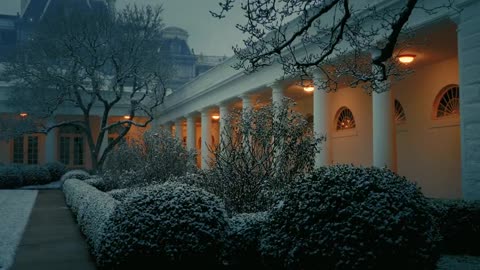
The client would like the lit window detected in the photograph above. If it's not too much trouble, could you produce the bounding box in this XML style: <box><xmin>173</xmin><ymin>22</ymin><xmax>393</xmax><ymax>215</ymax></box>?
<box><xmin>395</xmin><ymin>100</ymin><xmax>406</xmax><ymax>124</ymax></box>
<box><xmin>335</xmin><ymin>107</ymin><xmax>356</xmax><ymax>130</ymax></box>
<box><xmin>434</xmin><ymin>85</ymin><xmax>460</xmax><ymax>119</ymax></box>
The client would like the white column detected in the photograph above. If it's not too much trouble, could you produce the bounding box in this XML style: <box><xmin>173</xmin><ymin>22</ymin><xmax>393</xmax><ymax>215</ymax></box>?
<box><xmin>201</xmin><ymin>109</ymin><xmax>212</xmax><ymax>169</ymax></box>
<box><xmin>271</xmin><ymin>82</ymin><xmax>284</xmax><ymax>108</ymax></box>
<box><xmin>313</xmin><ymin>71</ymin><xmax>331</xmax><ymax>167</ymax></box>
<box><xmin>45</xmin><ymin>118</ymin><xmax>56</xmax><ymax>163</ymax></box>
<box><xmin>456</xmin><ymin>0</ymin><xmax>480</xmax><ymax>200</ymax></box>
<box><xmin>218</xmin><ymin>103</ymin><xmax>229</xmax><ymax>143</ymax></box>
<box><xmin>186</xmin><ymin>114</ymin><xmax>196</xmax><ymax>151</ymax></box>
<box><xmin>371</xmin><ymin>50</ymin><xmax>396</xmax><ymax>171</ymax></box>
<box><xmin>240</xmin><ymin>94</ymin><xmax>252</xmax><ymax>113</ymax></box>
<box><xmin>175</xmin><ymin>119</ymin><xmax>183</xmax><ymax>141</ymax></box>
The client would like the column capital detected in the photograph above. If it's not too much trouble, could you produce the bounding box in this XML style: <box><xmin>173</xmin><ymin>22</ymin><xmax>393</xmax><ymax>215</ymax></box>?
<box><xmin>268</xmin><ymin>80</ymin><xmax>284</xmax><ymax>92</ymax></box>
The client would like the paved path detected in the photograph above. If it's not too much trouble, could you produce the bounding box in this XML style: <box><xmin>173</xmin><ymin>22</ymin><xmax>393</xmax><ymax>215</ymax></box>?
<box><xmin>11</xmin><ymin>190</ymin><xmax>96</xmax><ymax>270</ymax></box>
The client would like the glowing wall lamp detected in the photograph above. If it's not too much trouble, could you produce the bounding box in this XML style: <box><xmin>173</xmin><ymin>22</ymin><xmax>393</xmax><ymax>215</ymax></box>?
<box><xmin>123</xmin><ymin>115</ymin><xmax>131</xmax><ymax>120</ymax></box>
<box><xmin>304</xmin><ymin>86</ymin><xmax>315</xmax><ymax>92</ymax></box>
<box><xmin>397</xmin><ymin>54</ymin><xmax>416</xmax><ymax>64</ymax></box>
<box><xmin>19</xmin><ymin>112</ymin><xmax>28</xmax><ymax>118</ymax></box>
<box><xmin>212</xmin><ymin>114</ymin><xmax>220</xmax><ymax>120</ymax></box>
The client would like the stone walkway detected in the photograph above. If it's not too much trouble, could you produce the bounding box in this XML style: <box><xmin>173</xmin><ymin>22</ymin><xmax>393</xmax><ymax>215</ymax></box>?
<box><xmin>10</xmin><ymin>190</ymin><xmax>96</xmax><ymax>270</ymax></box>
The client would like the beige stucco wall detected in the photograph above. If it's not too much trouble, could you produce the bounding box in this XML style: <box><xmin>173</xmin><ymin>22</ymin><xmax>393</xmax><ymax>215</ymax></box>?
<box><xmin>393</xmin><ymin>57</ymin><xmax>461</xmax><ymax>199</ymax></box>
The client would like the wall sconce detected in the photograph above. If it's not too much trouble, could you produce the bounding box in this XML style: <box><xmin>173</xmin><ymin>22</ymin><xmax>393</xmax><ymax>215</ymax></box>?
<box><xmin>397</xmin><ymin>54</ymin><xmax>416</xmax><ymax>64</ymax></box>
<box><xmin>304</xmin><ymin>86</ymin><xmax>315</xmax><ymax>92</ymax></box>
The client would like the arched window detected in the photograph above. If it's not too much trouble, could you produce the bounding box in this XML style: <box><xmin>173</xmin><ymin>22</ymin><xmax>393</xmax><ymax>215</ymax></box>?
<box><xmin>395</xmin><ymin>99</ymin><xmax>406</xmax><ymax>123</ymax></box>
<box><xmin>434</xmin><ymin>84</ymin><xmax>460</xmax><ymax>119</ymax></box>
<box><xmin>335</xmin><ymin>107</ymin><xmax>356</xmax><ymax>130</ymax></box>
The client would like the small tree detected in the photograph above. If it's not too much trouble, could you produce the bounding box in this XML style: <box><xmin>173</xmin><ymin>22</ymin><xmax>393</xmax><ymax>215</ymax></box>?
<box><xmin>204</xmin><ymin>99</ymin><xmax>324</xmax><ymax>213</ymax></box>
<box><xmin>0</xmin><ymin>4</ymin><xmax>169</xmax><ymax>171</ymax></box>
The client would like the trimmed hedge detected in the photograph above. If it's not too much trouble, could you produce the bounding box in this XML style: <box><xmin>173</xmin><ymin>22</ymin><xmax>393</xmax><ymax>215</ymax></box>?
<box><xmin>0</xmin><ymin>164</ymin><xmax>55</xmax><ymax>188</ymax></box>
<box><xmin>431</xmin><ymin>199</ymin><xmax>480</xmax><ymax>255</ymax></box>
<box><xmin>44</xmin><ymin>162</ymin><xmax>67</xmax><ymax>181</ymax></box>
<box><xmin>60</xmin><ymin>169</ymin><xmax>91</xmax><ymax>182</ymax></box>
<box><xmin>0</xmin><ymin>166</ymin><xmax>24</xmax><ymax>188</ymax></box>
<box><xmin>63</xmin><ymin>179</ymin><xmax>119</xmax><ymax>256</ymax></box>
<box><xmin>21</xmin><ymin>165</ymin><xmax>51</xmax><ymax>186</ymax></box>
<box><xmin>260</xmin><ymin>165</ymin><xmax>441</xmax><ymax>270</ymax></box>
<box><xmin>97</xmin><ymin>183</ymin><xmax>229</xmax><ymax>269</ymax></box>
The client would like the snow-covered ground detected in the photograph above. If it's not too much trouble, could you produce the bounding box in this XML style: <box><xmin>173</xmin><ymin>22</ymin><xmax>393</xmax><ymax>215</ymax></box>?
<box><xmin>0</xmin><ymin>190</ymin><xmax>37</xmax><ymax>270</ymax></box>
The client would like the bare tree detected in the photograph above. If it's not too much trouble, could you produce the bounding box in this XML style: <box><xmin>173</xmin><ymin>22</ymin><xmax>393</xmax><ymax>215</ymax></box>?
<box><xmin>0</xmin><ymin>5</ymin><xmax>169</xmax><ymax>171</ymax></box>
<box><xmin>212</xmin><ymin>0</ymin><xmax>454</xmax><ymax>92</ymax></box>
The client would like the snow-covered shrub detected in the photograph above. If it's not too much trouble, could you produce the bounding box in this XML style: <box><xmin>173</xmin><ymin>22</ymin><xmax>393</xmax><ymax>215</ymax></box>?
<box><xmin>63</xmin><ymin>179</ymin><xmax>119</xmax><ymax>257</ymax></box>
<box><xmin>223</xmin><ymin>212</ymin><xmax>267</xmax><ymax>268</ymax></box>
<box><xmin>0</xmin><ymin>165</ymin><xmax>24</xmax><ymax>189</ymax></box>
<box><xmin>102</xmin><ymin>130</ymin><xmax>197</xmax><ymax>191</ymax></box>
<box><xmin>431</xmin><ymin>199</ymin><xmax>480</xmax><ymax>255</ymax></box>
<box><xmin>84</xmin><ymin>176</ymin><xmax>107</xmax><ymax>191</ymax></box>
<box><xmin>20</xmin><ymin>165</ymin><xmax>51</xmax><ymax>185</ymax></box>
<box><xmin>260</xmin><ymin>165</ymin><xmax>441</xmax><ymax>270</ymax></box>
<box><xmin>60</xmin><ymin>169</ymin><xmax>90</xmax><ymax>182</ymax></box>
<box><xmin>44</xmin><ymin>162</ymin><xmax>67</xmax><ymax>181</ymax></box>
<box><xmin>97</xmin><ymin>182</ymin><xmax>228</xmax><ymax>269</ymax></box>
<box><xmin>205</xmin><ymin>99</ymin><xmax>323</xmax><ymax>213</ymax></box>
<box><xmin>106</xmin><ymin>188</ymin><xmax>131</xmax><ymax>201</ymax></box>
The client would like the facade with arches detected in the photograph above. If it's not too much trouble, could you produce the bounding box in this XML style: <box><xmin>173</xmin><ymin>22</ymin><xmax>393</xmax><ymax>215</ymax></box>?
<box><xmin>157</xmin><ymin>0</ymin><xmax>480</xmax><ymax>200</ymax></box>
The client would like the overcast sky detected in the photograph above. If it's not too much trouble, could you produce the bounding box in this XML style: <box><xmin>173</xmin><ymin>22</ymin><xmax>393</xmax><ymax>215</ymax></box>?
<box><xmin>0</xmin><ymin>0</ymin><xmax>246</xmax><ymax>56</ymax></box>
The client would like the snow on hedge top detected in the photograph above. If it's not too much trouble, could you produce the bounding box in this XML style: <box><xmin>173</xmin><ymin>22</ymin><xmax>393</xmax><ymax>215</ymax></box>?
<box><xmin>60</xmin><ymin>170</ymin><xmax>90</xmax><ymax>182</ymax></box>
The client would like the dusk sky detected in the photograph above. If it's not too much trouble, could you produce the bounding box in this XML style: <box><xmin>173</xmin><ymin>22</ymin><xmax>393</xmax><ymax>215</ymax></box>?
<box><xmin>0</xmin><ymin>0</ymin><xmax>246</xmax><ymax>56</ymax></box>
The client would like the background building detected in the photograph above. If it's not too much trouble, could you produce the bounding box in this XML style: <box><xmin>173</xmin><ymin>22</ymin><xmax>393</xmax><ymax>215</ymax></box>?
<box><xmin>0</xmin><ymin>0</ymin><xmax>225</xmax><ymax>169</ymax></box>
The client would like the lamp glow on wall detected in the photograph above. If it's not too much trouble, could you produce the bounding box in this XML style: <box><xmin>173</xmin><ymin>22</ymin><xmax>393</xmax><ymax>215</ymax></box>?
<box><xmin>124</xmin><ymin>115</ymin><xmax>131</xmax><ymax>120</ymax></box>
<box><xmin>212</xmin><ymin>114</ymin><xmax>220</xmax><ymax>120</ymax></box>
<box><xmin>19</xmin><ymin>112</ymin><xmax>28</xmax><ymax>118</ymax></box>
<box><xmin>397</xmin><ymin>54</ymin><xmax>416</xmax><ymax>64</ymax></box>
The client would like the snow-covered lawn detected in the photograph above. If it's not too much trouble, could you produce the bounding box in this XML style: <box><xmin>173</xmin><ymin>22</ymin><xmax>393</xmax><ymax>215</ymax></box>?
<box><xmin>0</xmin><ymin>190</ymin><xmax>37</xmax><ymax>270</ymax></box>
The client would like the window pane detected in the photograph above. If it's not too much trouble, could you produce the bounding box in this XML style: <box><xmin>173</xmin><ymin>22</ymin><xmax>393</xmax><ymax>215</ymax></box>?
<box><xmin>73</xmin><ymin>137</ymin><xmax>84</xmax><ymax>166</ymax></box>
<box><xmin>27</xmin><ymin>136</ymin><xmax>38</xmax><ymax>164</ymax></box>
<box><xmin>59</xmin><ymin>137</ymin><xmax>71</xmax><ymax>165</ymax></box>
<box><xmin>13</xmin><ymin>137</ymin><xmax>24</xmax><ymax>164</ymax></box>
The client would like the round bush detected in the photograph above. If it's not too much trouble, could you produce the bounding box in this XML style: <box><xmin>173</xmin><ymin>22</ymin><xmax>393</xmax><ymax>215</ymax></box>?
<box><xmin>260</xmin><ymin>165</ymin><xmax>441</xmax><ymax>270</ymax></box>
<box><xmin>60</xmin><ymin>169</ymin><xmax>90</xmax><ymax>182</ymax></box>
<box><xmin>44</xmin><ymin>162</ymin><xmax>67</xmax><ymax>181</ymax></box>
<box><xmin>223</xmin><ymin>212</ymin><xmax>267</xmax><ymax>269</ymax></box>
<box><xmin>21</xmin><ymin>165</ymin><xmax>52</xmax><ymax>186</ymax></box>
<box><xmin>97</xmin><ymin>182</ymin><xmax>229</xmax><ymax>269</ymax></box>
<box><xmin>0</xmin><ymin>166</ymin><xmax>24</xmax><ymax>189</ymax></box>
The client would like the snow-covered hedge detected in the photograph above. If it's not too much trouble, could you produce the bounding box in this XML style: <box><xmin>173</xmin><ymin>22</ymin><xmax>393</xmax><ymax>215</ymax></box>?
<box><xmin>20</xmin><ymin>165</ymin><xmax>51</xmax><ymax>185</ymax></box>
<box><xmin>260</xmin><ymin>165</ymin><xmax>441</xmax><ymax>270</ymax></box>
<box><xmin>44</xmin><ymin>162</ymin><xmax>67</xmax><ymax>181</ymax></box>
<box><xmin>63</xmin><ymin>179</ymin><xmax>119</xmax><ymax>257</ymax></box>
<box><xmin>0</xmin><ymin>166</ymin><xmax>24</xmax><ymax>189</ymax></box>
<box><xmin>223</xmin><ymin>212</ymin><xmax>267</xmax><ymax>268</ymax></box>
<box><xmin>60</xmin><ymin>169</ymin><xmax>90</xmax><ymax>182</ymax></box>
<box><xmin>432</xmin><ymin>199</ymin><xmax>480</xmax><ymax>255</ymax></box>
<box><xmin>97</xmin><ymin>182</ymin><xmax>229</xmax><ymax>269</ymax></box>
